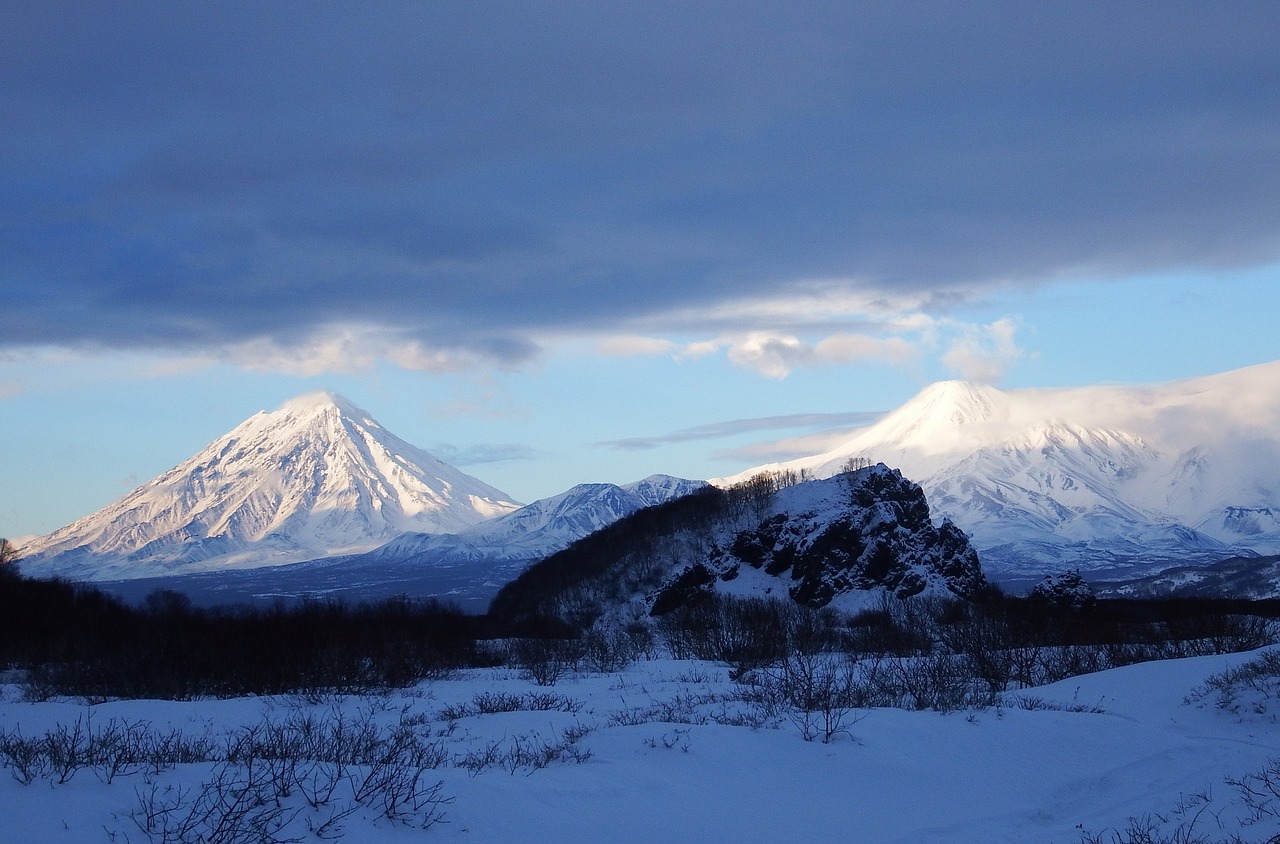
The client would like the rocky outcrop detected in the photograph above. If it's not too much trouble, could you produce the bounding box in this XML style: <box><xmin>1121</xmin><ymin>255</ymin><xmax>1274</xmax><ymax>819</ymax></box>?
<box><xmin>653</xmin><ymin>465</ymin><xmax>985</xmax><ymax>611</ymax></box>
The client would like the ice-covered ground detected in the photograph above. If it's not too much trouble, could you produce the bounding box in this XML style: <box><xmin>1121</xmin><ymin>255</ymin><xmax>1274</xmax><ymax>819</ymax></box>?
<box><xmin>2</xmin><ymin>649</ymin><xmax>1280</xmax><ymax>843</ymax></box>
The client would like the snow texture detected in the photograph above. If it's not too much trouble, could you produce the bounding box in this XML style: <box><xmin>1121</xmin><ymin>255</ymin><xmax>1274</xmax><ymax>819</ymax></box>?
<box><xmin>2</xmin><ymin>649</ymin><xmax>1279</xmax><ymax>843</ymax></box>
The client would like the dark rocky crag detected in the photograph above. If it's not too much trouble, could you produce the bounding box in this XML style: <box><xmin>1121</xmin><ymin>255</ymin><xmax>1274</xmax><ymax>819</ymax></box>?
<box><xmin>708</xmin><ymin>467</ymin><xmax>984</xmax><ymax>608</ymax></box>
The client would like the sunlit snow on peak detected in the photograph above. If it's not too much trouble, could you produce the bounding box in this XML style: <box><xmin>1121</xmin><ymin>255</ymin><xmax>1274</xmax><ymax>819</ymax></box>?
<box><xmin>275</xmin><ymin>391</ymin><xmax>366</xmax><ymax>418</ymax></box>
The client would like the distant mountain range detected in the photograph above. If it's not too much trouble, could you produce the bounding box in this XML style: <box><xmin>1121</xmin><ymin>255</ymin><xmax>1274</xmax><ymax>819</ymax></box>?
<box><xmin>16</xmin><ymin>393</ymin><xmax>705</xmax><ymax>606</ymax></box>
<box><xmin>720</xmin><ymin>361</ymin><xmax>1280</xmax><ymax>584</ymax></box>
<box><xmin>17</xmin><ymin>361</ymin><xmax>1280</xmax><ymax>604</ymax></box>
<box><xmin>64</xmin><ymin>476</ymin><xmax>710</xmax><ymax>611</ymax></box>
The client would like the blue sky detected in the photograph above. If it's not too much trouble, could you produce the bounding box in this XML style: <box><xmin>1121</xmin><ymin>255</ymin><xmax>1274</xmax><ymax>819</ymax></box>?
<box><xmin>3</xmin><ymin>3</ymin><xmax>1279</xmax><ymax>539</ymax></box>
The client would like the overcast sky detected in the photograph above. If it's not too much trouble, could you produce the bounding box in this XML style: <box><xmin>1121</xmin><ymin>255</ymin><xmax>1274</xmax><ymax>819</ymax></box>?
<box><xmin>3</xmin><ymin>2</ymin><xmax>1279</xmax><ymax>538</ymax></box>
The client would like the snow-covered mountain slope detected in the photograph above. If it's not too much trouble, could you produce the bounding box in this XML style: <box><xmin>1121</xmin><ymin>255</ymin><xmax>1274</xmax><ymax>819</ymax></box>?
<box><xmin>19</xmin><ymin>392</ymin><xmax>521</xmax><ymax>580</ymax></box>
<box><xmin>718</xmin><ymin>361</ymin><xmax>1280</xmax><ymax>578</ymax></box>
<box><xmin>1094</xmin><ymin>553</ymin><xmax>1280</xmax><ymax>599</ymax></box>
<box><xmin>360</xmin><ymin>475</ymin><xmax>709</xmax><ymax>565</ymax></box>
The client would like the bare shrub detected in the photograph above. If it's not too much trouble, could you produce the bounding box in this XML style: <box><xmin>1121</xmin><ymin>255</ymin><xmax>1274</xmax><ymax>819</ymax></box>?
<box><xmin>454</xmin><ymin>727</ymin><xmax>593</xmax><ymax>776</ymax></box>
<box><xmin>132</xmin><ymin>763</ymin><xmax>301</xmax><ymax>844</ymax></box>
<box><xmin>751</xmin><ymin>652</ymin><xmax>867</xmax><ymax>743</ymax></box>
<box><xmin>1077</xmin><ymin>766</ymin><xmax>1280</xmax><ymax>844</ymax></box>
<box><xmin>509</xmin><ymin>637</ymin><xmax>583</xmax><ymax>686</ymax></box>
<box><xmin>581</xmin><ymin>626</ymin><xmax>640</xmax><ymax>673</ymax></box>
<box><xmin>1186</xmin><ymin>649</ymin><xmax>1280</xmax><ymax>718</ymax></box>
<box><xmin>879</xmin><ymin>653</ymin><xmax>985</xmax><ymax>712</ymax></box>
<box><xmin>0</xmin><ymin>729</ymin><xmax>49</xmax><ymax>785</ymax></box>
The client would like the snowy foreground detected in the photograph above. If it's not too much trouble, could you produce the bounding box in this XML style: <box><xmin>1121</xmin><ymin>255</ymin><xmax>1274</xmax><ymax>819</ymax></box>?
<box><xmin>3</xmin><ymin>651</ymin><xmax>1280</xmax><ymax>844</ymax></box>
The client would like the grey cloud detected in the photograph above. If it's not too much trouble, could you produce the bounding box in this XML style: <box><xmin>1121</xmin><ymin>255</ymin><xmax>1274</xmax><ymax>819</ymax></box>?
<box><xmin>428</xmin><ymin>442</ymin><xmax>543</xmax><ymax>467</ymax></box>
<box><xmin>597</xmin><ymin>411</ymin><xmax>883</xmax><ymax>451</ymax></box>
<box><xmin>2</xmin><ymin>2</ymin><xmax>1278</xmax><ymax>362</ymax></box>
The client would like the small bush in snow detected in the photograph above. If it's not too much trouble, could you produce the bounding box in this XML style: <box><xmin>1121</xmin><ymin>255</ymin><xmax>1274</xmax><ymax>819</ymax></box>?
<box><xmin>1186</xmin><ymin>649</ymin><xmax>1280</xmax><ymax>719</ymax></box>
<box><xmin>745</xmin><ymin>652</ymin><xmax>867</xmax><ymax>743</ymax></box>
<box><xmin>1080</xmin><ymin>758</ymin><xmax>1280</xmax><ymax>844</ymax></box>
<box><xmin>508</xmin><ymin>636</ymin><xmax>584</xmax><ymax>686</ymax></box>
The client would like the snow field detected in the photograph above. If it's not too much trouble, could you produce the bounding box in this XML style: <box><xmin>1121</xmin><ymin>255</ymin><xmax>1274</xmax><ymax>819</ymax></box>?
<box><xmin>2</xmin><ymin>650</ymin><xmax>1280</xmax><ymax>843</ymax></box>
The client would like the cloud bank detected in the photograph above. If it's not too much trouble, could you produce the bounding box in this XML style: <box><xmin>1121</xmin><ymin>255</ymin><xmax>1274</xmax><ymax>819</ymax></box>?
<box><xmin>2</xmin><ymin>3</ymin><xmax>1277</xmax><ymax>377</ymax></box>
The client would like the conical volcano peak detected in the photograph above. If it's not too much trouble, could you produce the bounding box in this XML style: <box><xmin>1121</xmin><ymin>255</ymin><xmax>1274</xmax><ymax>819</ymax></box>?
<box><xmin>905</xmin><ymin>380</ymin><xmax>1007</xmax><ymax>426</ymax></box>
<box><xmin>19</xmin><ymin>392</ymin><xmax>522</xmax><ymax>580</ymax></box>
<box><xmin>275</xmin><ymin>390</ymin><xmax>367</xmax><ymax>418</ymax></box>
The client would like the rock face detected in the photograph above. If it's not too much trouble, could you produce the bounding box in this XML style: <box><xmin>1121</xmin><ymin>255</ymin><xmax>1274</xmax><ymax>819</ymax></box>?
<box><xmin>490</xmin><ymin>464</ymin><xmax>987</xmax><ymax>627</ymax></box>
<box><xmin>661</xmin><ymin>465</ymin><xmax>985</xmax><ymax>611</ymax></box>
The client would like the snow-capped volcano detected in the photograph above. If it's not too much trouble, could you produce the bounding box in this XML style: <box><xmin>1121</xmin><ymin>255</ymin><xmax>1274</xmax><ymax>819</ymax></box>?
<box><xmin>719</xmin><ymin>361</ymin><xmax>1280</xmax><ymax>579</ymax></box>
<box><xmin>20</xmin><ymin>392</ymin><xmax>521</xmax><ymax>580</ymax></box>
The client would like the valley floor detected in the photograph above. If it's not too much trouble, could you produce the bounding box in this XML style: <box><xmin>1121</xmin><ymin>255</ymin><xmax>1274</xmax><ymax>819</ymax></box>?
<box><xmin>2</xmin><ymin>650</ymin><xmax>1280</xmax><ymax>843</ymax></box>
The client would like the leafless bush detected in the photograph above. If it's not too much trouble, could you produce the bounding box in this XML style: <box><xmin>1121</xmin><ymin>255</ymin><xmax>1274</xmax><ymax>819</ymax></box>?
<box><xmin>1078</xmin><ymin>804</ymin><xmax>1215</xmax><ymax>844</ymax></box>
<box><xmin>1227</xmin><ymin>757</ymin><xmax>1280</xmax><ymax>829</ymax></box>
<box><xmin>453</xmin><ymin>726</ymin><xmax>593</xmax><ymax>776</ymax></box>
<box><xmin>581</xmin><ymin>626</ymin><xmax>642</xmax><ymax>673</ymax></box>
<box><xmin>643</xmin><ymin>728</ymin><xmax>692</xmax><ymax>752</ymax></box>
<box><xmin>1077</xmin><ymin>780</ymin><xmax>1280</xmax><ymax>844</ymax></box>
<box><xmin>605</xmin><ymin>688</ymin><xmax>731</xmax><ymax>728</ymax></box>
<box><xmin>438</xmin><ymin>691</ymin><xmax>585</xmax><ymax>720</ymax></box>
<box><xmin>351</xmin><ymin>726</ymin><xmax>449</xmax><ymax>826</ymax></box>
<box><xmin>0</xmin><ymin>714</ymin><xmax>183</xmax><ymax>786</ymax></box>
<box><xmin>128</xmin><ymin>711</ymin><xmax>452</xmax><ymax>842</ymax></box>
<box><xmin>876</xmin><ymin>653</ymin><xmax>988</xmax><ymax>712</ymax></box>
<box><xmin>1005</xmin><ymin>694</ymin><xmax>1105</xmax><ymax>714</ymax></box>
<box><xmin>748</xmin><ymin>652</ymin><xmax>868</xmax><ymax>742</ymax></box>
<box><xmin>844</xmin><ymin>598</ymin><xmax>933</xmax><ymax>658</ymax></box>
<box><xmin>0</xmin><ymin>729</ymin><xmax>49</xmax><ymax>784</ymax></box>
<box><xmin>509</xmin><ymin>637</ymin><xmax>583</xmax><ymax>686</ymax></box>
<box><xmin>132</xmin><ymin>763</ymin><xmax>302</xmax><ymax>844</ymax></box>
<box><xmin>1186</xmin><ymin>649</ymin><xmax>1280</xmax><ymax>718</ymax></box>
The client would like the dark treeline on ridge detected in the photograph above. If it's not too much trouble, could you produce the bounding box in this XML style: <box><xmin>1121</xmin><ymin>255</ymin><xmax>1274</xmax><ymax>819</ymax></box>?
<box><xmin>2</xmin><ymin>553</ymin><xmax>1278</xmax><ymax>703</ymax></box>
<box><xmin>0</xmin><ymin>561</ymin><xmax>492</xmax><ymax>700</ymax></box>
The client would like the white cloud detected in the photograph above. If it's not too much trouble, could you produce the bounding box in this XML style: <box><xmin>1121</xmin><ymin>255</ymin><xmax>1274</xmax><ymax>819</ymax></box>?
<box><xmin>941</xmin><ymin>317</ymin><xmax>1023</xmax><ymax>382</ymax></box>
<box><xmin>135</xmin><ymin>285</ymin><xmax>1019</xmax><ymax>387</ymax></box>
<box><xmin>813</xmin><ymin>333</ymin><xmax>918</xmax><ymax>366</ymax></box>
<box><xmin>714</xmin><ymin>425</ymin><xmax>874</xmax><ymax>463</ymax></box>
<box><xmin>660</xmin><ymin>281</ymin><xmax>953</xmax><ymax>332</ymax></box>
<box><xmin>725</xmin><ymin>332</ymin><xmax>810</xmax><ymax>379</ymax></box>
<box><xmin>677</xmin><ymin>340</ymin><xmax>721</xmax><ymax>360</ymax></box>
<box><xmin>715</xmin><ymin>330</ymin><xmax>922</xmax><ymax>379</ymax></box>
<box><xmin>596</xmin><ymin>335</ymin><xmax>677</xmax><ymax>357</ymax></box>
<box><xmin>220</xmin><ymin>325</ymin><xmax>483</xmax><ymax>376</ymax></box>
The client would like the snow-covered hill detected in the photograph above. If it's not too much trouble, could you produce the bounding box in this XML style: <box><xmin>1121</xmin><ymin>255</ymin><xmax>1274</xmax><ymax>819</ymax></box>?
<box><xmin>19</xmin><ymin>392</ymin><xmax>521</xmax><ymax>580</ymax></box>
<box><xmin>719</xmin><ymin>361</ymin><xmax>1280</xmax><ymax>579</ymax></box>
